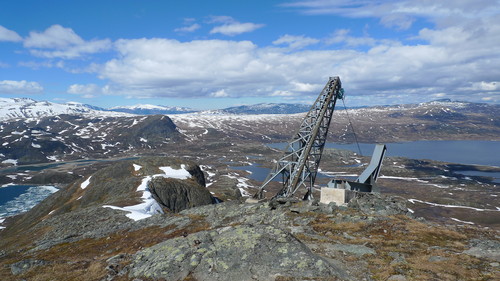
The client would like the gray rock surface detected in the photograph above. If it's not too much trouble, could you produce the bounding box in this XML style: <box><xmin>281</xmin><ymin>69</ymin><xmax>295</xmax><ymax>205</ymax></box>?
<box><xmin>328</xmin><ymin>243</ymin><xmax>376</xmax><ymax>256</ymax></box>
<box><xmin>11</xmin><ymin>259</ymin><xmax>48</xmax><ymax>275</ymax></box>
<box><xmin>130</xmin><ymin>224</ymin><xmax>348</xmax><ymax>281</ymax></box>
<box><xmin>464</xmin><ymin>239</ymin><xmax>500</xmax><ymax>261</ymax></box>
<box><xmin>347</xmin><ymin>192</ymin><xmax>409</xmax><ymax>216</ymax></box>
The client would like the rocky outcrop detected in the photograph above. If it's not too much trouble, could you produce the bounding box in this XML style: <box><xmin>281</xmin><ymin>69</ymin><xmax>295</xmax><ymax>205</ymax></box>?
<box><xmin>149</xmin><ymin>177</ymin><xmax>215</xmax><ymax>213</ymax></box>
<box><xmin>131</xmin><ymin>224</ymin><xmax>347</xmax><ymax>280</ymax></box>
<box><xmin>347</xmin><ymin>192</ymin><xmax>411</xmax><ymax>216</ymax></box>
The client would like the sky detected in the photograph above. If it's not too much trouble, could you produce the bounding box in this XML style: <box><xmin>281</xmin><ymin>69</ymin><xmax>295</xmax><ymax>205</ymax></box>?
<box><xmin>0</xmin><ymin>0</ymin><xmax>499</xmax><ymax>110</ymax></box>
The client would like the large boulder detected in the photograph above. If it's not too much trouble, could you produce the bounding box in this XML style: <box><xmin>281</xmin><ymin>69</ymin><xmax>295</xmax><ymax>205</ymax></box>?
<box><xmin>149</xmin><ymin>176</ymin><xmax>214</xmax><ymax>213</ymax></box>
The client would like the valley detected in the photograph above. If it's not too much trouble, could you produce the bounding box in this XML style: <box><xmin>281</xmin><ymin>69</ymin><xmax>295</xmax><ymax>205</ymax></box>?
<box><xmin>0</xmin><ymin>98</ymin><xmax>499</xmax><ymax>280</ymax></box>
<box><xmin>0</xmin><ymin>99</ymin><xmax>498</xmax><ymax>229</ymax></box>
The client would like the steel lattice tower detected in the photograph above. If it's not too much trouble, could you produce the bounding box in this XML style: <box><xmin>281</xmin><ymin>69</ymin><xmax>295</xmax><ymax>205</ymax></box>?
<box><xmin>255</xmin><ymin>76</ymin><xmax>343</xmax><ymax>200</ymax></box>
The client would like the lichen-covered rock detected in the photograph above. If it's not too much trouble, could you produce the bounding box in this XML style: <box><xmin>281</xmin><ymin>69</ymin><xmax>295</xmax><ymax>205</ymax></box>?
<box><xmin>464</xmin><ymin>239</ymin><xmax>500</xmax><ymax>261</ymax></box>
<box><xmin>347</xmin><ymin>192</ymin><xmax>409</xmax><ymax>216</ymax></box>
<box><xmin>130</xmin><ymin>224</ymin><xmax>347</xmax><ymax>281</ymax></box>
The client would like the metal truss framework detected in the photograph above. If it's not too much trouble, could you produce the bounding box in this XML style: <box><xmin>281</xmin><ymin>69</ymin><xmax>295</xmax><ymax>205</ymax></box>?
<box><xmin>256</xmin><ymin>76</ymin><xmax>343</xmax><ymax>199</ymax></box>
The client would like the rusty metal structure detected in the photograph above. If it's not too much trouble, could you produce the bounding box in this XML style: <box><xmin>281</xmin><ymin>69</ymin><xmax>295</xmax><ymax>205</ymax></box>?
<box><xmin>255</xmin><ymin>76</ymin><xmax>344</xmax><ymax>199</ymax></box>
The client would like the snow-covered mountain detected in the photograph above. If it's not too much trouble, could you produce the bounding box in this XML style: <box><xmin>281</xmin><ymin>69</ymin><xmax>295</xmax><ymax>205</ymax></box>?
<box><xmin>109</xmin><ymin>104</ymin><xmax>197</xmax><ymax>115</ymax></box>
<box><xmin>0</xmin><ymin>98</ymin><xmax>315</xmax><ymax>120</ymax></box>
<box><xmin>0</xmin><ymin>114</ymin><xmax>181</xmax><ymax>165</ymax></box>
<box><xmin>0</xmin><ymin>98</ymin><xmax>129</xmax><ymax>121</ymax></box>
<box><xmin>201</xmin><ymin>103</ymin><xmax>311</xmax><ymax>115</ymax></box>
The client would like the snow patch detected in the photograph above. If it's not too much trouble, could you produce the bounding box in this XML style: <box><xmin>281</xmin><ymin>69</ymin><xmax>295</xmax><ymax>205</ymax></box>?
<box><xmin>158</xmin><ymin>165</ymin><xmax>191</xmax><ymax>179</ymax></box>
<box><xmin>408</xmin><ymin>198</ymin><xmax>500</xmax><ymax>212</ymax></box>
<box><xmin>81</xmin><ymin>176</ymin><xmax>92</xmax><ymax>189</ymax></box>
<box><xmin>103</xmin><ymin>176</ymin><xmax>163</xmax><ymax>221</ymax></box>
<box><xmin>450</xmin><ymin>218</ymin><xmax>475</xmax><ymax>225</ymax></box>
<box><xmin>31</xmin><ymin>143</ymin><xmax>41</xmax><ymax>148</ymax></box>
<box><xmin>2</xmin><ymin>159</ymin><xmax>17</xmax><ymax>165</ymax></box>
<box><xmin>133</xmin><ymin>164</ymin><xmax>142</xmax><ymax>171</ymax></box>
<box><xmin>379</xmin><ymin>175</ymin><xmax>429</xmax><ymax>183</ymax></box>
<box><xmin>46</xmin><ymin>155</ymin><xmax>59</xmax><ymax>161</ymax></box>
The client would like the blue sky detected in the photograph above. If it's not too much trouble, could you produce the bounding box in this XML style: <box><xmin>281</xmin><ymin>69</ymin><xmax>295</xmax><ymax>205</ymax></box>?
<box><xmin>0</xmin><ymin>0</ymin><xmax>499</xmax><ymax>109</ymax></box>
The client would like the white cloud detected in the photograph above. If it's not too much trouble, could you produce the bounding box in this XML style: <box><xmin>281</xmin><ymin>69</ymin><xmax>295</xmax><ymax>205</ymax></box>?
<box><xmin>283</xmin><ymin>0</ymin><xmax>500</xmax><ymax>30</ymax></box>
<box><xmin>273</xmin><ymin>34</ymin><xmax>320</xmax><ymax>49</ymax></box>
<box><xmin>207</xmin><ymin>16</ymin><xmax>264</xmax><ymax>36</ymax></box>
<box><xmin>0</xmin><ymin>25</ymin><xmax>22</xmax><ymax>42</ymax></box>
<box><xmin>210</xmin><ymin>89</ymin><xmax>229</xmax><ymax>97</ymax></box>
<box><xmin>24</xmin><ymin>25</ymin><xmax>111</xmax><ymax>59</ymax></box>
<box><xmin>67</xmin><ymin>83</ymin><xmax>100</xmax><ymax>98</ymax></box>
<box><xmin>18</xmin><ymin>60</ymin><xmax>65</xmax><ymax>70</ymax></box>
<box><xmin>291</xmin><ymin>81</ymin><xmax>321</xmax><ymax>92</ymax></box>
<box><xmin>95</xmin><ymin>27</ymin><xmax>500</xmax><ymax>105</ymax></box>
<box><xmin>271</xmin><ymin>90</ymin><xmax>297</xmax><ymax>97</ymax></box>
<box><xmin>326</xmin><ymin>29</ymin><xmax>377</xmax><ymax>47</ymax></box>
<box><xmin>470</xmin><ymin>81</ymin><xmax>499</xmax><ymax>91</ymax></box>
<box><xmin>208</xmin><ymin>15</ymin><xmax>236</xmax><ymax>24</ymax></box>
<box><xmin>87</xmin><ymin>1</ymin><xmax>500</xmax><ymax>106</ymax></box>
<box><xmin>0</xmin><ymin>80</ymin><xmax>43</xmax><ymax>94</ymax></box>
<box><xmin>24</xmin><ymin>24</ymin><xmax>83</xmax><ymax>48</ymax></box>
<box><xmin>210</xmin><ymin>22</ymin><xmax>265</xmax><ymax>36</ymax></box>
<box><xmin>174</xmin><ymin>23</ymin><xmax>201</xmax><ymax>33</ymax></box>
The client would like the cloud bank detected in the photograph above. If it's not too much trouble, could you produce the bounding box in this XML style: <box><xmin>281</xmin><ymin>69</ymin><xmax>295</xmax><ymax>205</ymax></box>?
<box><xmin>24</xmin><ymin>25</ymin><xmax>111</xmax><ymax>59</ymax></box>
<box><xmin>2</xmin><ymin>3</ymin><xmax>499</xmax><ymax>105</ymax></box>
<box><xmin>0</xmin><ymin>80</ymin><xmax>43</xmax><ymax>95</ymax></box>
<box><xmin>0</xmin><ymin>26</ymin><xmax>22</xmax><ymax>42</ymax></box>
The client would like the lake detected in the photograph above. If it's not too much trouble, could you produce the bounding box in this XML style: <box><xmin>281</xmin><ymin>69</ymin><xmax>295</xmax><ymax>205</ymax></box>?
<box><xmin>239</xmin><ymin>140</ymin><xmax>500</xmax><ymax>184</ymax></box>
<box><xmin>269</xmin><ymin>140</ymin><xmax>500</xmax><ymax>167</ymax></box>
<box><xmin>0</xmin><ymin>185</ymin><xmax>58</xmax><ymax>219</ymax></box>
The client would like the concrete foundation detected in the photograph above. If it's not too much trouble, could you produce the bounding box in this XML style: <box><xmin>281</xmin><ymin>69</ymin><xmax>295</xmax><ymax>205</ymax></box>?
<box><xmin>320</xmin><ymin>188</ymin><xmax>357</xmax><ymax>205</ymax></box>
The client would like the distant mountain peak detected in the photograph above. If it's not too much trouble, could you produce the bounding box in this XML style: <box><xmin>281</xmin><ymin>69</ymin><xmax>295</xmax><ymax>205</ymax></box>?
<box><xmin>0</xmin><ymin>97</ymin><xmax>129</xmax><ymax>121</ymax></box>
<box><xmin>109</xmin><ymin>104</ymin><xmax>197</xmax><ymax>115</ymax></box>
<box><xmin>200</xmin><ymin>103</ymin><xmax>310</xmax><ymax>115</ymax></box>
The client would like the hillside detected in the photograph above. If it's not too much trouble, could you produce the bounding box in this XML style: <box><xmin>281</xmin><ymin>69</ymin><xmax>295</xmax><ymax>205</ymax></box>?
<box><xmin>0</xmin><ymin>157</ymin><xmax>498</xmax><ymax>280</ymax></box>
<box><xmin>0</xmin><ymin>97</ymin><xmax>499</xmax><ymax>280</ymax></box>
<box><xmin>171</xmin><ymin>100</ymin><xmax>500</xmax><ymax>143</ymax></box>
<box><xmin>0</xmin><ymin>114</ymin><xmax>180</xmax><ymax>165</ymax></box>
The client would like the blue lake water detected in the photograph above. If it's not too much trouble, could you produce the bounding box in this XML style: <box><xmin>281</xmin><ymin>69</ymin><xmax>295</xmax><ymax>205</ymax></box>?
<box><xmin>269</xmin><ymin>140</ymin><xmax>500</xmax><ymax>167</ymax></box>
<box><xmin>245</xmin><ymin>140</ymin><xmax>500</xmax><ymax>184</ymax></box>
<box><xmin>0</xmin><ymin>185</ymin><xmax>31</xmax><ymax>205</ymax></box>
<box><xmin>232</xmin><ymin>163</ymin><xmax>335</xmax><ymax>183</ymax></box>
<box><xmin>0</xmin><ymin>185</ymin><xmax>58</xmax><ymax>219</ymax></box>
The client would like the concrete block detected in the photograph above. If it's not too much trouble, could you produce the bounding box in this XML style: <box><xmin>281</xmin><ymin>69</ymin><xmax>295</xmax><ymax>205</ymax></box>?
<box><xmin>320</xmin><ymin>188</ymin><xmax>356</xmax><ymax>205</ymax></box>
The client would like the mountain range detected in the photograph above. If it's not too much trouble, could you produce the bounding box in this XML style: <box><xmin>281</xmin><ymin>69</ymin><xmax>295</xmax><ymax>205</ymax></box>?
<box><xmin>0</xmin><ymin>98</ymin><xmax>315</xmax><ymax>120</ymax></box>
<box><xmin>0</xmin><ymin>96</ymin><xmax>499</xmax><ymax>280</ymax></box>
